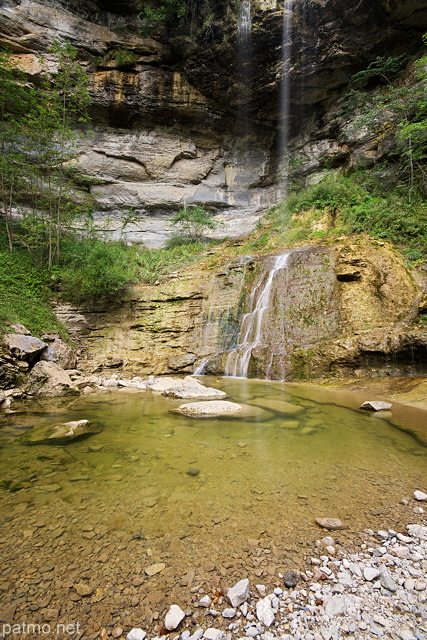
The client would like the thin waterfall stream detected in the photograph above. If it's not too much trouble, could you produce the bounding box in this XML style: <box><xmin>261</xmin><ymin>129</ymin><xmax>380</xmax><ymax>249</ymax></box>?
<box><xmin>225</xmin><ymin>252</ymin><xmax>291</xmax><ymax>378</ymax></box>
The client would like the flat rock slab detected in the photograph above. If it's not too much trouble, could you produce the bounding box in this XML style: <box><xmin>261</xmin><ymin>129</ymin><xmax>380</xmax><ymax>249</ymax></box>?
<box><xmin>247</xmin><ymin>398</ymin><xmax>304</xmax><ymax>415</ymax></box>
<box><xmin>360</xmin><ymin>400</ymin><xmax>392</xmax><ymax>411</ymax></box>
<box><xmin>171</xmin><ymin>400</ymin><xmax>244</xmax><ymax>417</ymax></box>
<box><xmin>147</xmin><ymin>375</ymin><xmax>226</xmax><ymax>399</ymax></box>
<box><xmin>22</xmin><ymin>420</ymin><xmax>101</xmax><ymax>445</ymax></box>
<box><xmin>315</xmin><ymin>517</ymin><xmax>347</xmax><ymax>531</ymax></box>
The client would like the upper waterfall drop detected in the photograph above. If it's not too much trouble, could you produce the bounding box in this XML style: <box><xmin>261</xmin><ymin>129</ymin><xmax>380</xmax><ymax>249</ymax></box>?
<box><xmin>277</xmin><ymin>0</ymin><xmax>294</xmax><ymax>196</ymax></box>
<box><xmin>225</xmin><ymin>252</ymin><xmax>291</xmax><ymax>379</ymax></box>
<box><xmin>236</xmin><ymin>0</ymin><xmax>252</xmax><ymax>138</ymax></box>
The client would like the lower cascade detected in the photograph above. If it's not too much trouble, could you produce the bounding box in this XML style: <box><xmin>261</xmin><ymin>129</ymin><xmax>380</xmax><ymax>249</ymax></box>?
<box><xmin>225</xmin><ymin>252</ymin><xmax>292</xmax><ymax>379</ymax></box>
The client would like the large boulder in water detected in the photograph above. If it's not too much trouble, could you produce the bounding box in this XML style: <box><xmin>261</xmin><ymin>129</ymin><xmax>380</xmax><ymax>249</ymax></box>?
<box><xmin>25</xmin><ymin>361</ymin><xmax>79</xmax><ymax>397</ymax></box>
<box><xmin>40</xmin><ymin>338</ymin><xmax>77</xmax><ymax>370</ymax></box>
<box><xmin>147</xmin><ymin>375</ymin><xmax>227</xmax><ymax>399</ymax></box>
<box><xmin>22</xmin><ymin>419</ymin><xmax>100</xmax><ymax>445</ymax></box>
<box><xmin>3</xmin><ymin>334</ymin><xmax>48</xmax><ymax>364</ymax></box>
<box><xmin>172</xmin><ymin>400</ymin><xmax>243</xmax><ymax>417</ymax></box>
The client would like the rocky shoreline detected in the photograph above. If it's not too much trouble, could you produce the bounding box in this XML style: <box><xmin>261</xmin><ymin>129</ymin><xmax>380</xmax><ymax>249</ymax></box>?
<box><xmin>123</xmin><ymin>513</ymin><xmax>427</xmax><ymax>640</ymax></box>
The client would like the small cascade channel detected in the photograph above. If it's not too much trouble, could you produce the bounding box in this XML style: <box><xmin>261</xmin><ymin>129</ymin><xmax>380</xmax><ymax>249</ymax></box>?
<box><xmin>225</xmin><ymin>252</ymin><xmax>291</xmax><ymax>379</ymax></box>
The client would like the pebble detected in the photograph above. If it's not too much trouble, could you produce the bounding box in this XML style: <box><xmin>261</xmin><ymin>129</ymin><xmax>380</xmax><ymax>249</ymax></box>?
<box><xmin>145</xmin><ymin>563</ymin><xmax>166</xmax><ymax>576</ymax></box>
<box><xmin>414</xmin><ymin>490</ymin><xmax>427</xmax><ymax>502</ymax></box>
<box><xmin>256</xmin><ymin>597</ymin><xmax>275</xmax><ymax>627</ymax></box>
<box><xmin>165</xmin><ymin>605</ymin><xmax>185</xmax><ymax>631</ymax></box>
<box><xmin>283</xmin><ymin>571</ymin><xmax>298</xmax><ymax>588</ymax></box>
<box><xmin>364</xmin><ymin>567</ymin><xmax>380</xmax><ymax>581</ymax></box>
<box><xmin>227</xmin><ymin>579</ymin><xmax>250</xmax><ymax>608</ymax></box>
<box><xmin>203</xmin><ymin>629</ymin><xmax>226</xmax><ymax>640</ymax></box>
<box><xmin>222</xmin><ymin>608</ymin><xmax>236</xmax><ymax>618</ymax></box>
<box><xmin>126</xmin><ymin>630</ymin><xmax>146</xmax><ymax>640</ymax></box>
<box><xmin>315</xmin><ymin>518</ymin><xmax>347</xmax><ymax>531</ymax></box>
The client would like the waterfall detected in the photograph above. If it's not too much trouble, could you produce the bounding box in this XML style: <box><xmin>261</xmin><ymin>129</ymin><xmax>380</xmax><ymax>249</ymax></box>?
<box><xmin>277</xmin><ymin>0</ymin><xmax>294</xmax><ymax>195</ymax></box>
<box><xmin>225</xmin><ymin>252</ymin><xmax>291</xmax><ymax>378</ymax></box>
<box><xmin>237</xmin><ymin>0</ymin><xmax>252</xmax><ymax>138</ymax></box>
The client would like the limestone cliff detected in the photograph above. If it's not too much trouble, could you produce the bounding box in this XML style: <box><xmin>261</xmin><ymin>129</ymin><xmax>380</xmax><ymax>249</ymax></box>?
<box><xmin>1</xmin><ymin>0</ymin><xmax>426</xmax><ymax>246</ymax></box>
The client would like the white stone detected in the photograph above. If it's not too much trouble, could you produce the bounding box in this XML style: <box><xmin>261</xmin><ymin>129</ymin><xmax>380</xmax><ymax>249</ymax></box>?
<box><xmin>360</xmin><ymin>400</ymin><xmax>392</xmax><ymax>411</ymax></box>
<box><xmin>414</xmin><ymin>490</ymin><xmax>427</xmax><ymax>502</ymax></box>
<box><xmin>256</xmin><ymin>597</ymin><xmax>275</xmax><ymax>627</ymax></box>
<box><xmin>188</xmin><ymin>630</ymin><xmax>204</xmax><ymax>640</ymax></box>
<box><xmin>173</xmin><ymin>400</ymin><xmax>243</xmax><ymax>417</ymax></box>
<box><xmin>407</xmin><ymin>524</ymin><xmax>427</xmax><ymax>540</ymax></box>
<box><xmin>222</xmin><ymin>608</ymin><xmax>236</xmax><ymax>618</ymax></box>
<box><xmin>227</xmin><ymin>579</ymin><xmax>250</xmax><ymax>608</ymax></box>
<box><xmin>324</xmin><ymin>595</ymin><xmax>347</xmax><ymax>617</ymax></box>
<box><xmin>198</xmin><ymin>595</ymin><xmax>212</xmax><ymax>608</ymax></box>
<box><xmin>127</xmin><ymin>630</ymin><xmax>147</xmax><ymax>640</ymax></box>
<box><xmin>203</xmin><ymin>629</ymin><xmax>226</xmax><ymax>640</ymax></box>
<box><xmin>364</xmin><ymin>567</ymin><xmax>380</xmax><ymax>581</ymax></box>
<box><xmin>164</xmin><ymin>604</ymin><xmax>185</xmax><ymax>631</ymax></box>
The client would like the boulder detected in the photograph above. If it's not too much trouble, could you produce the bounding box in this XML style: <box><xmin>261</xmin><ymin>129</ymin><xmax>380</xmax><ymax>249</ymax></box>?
<box><xmin>40</xmin><ymin>338</ymin><xmax>77</xmax><ymax>369</ymax></box>
<box><xmin>0</xmin><ymin>356</ymin><xmax>20</xmax><ymax>389</ymax></box>
<box><xmin>3</xmin><ymin>334</ymin><xmax>48</xmax><ymax>364</ymax></box>
<box><xmin>172</xmin><ymin>400</ymin><xmax>243</xmax><ymax>417</ymax></box>
<box><xmin>147</xmin><ymin>376</ymin><xmax>227</xmax><ymax>399</ymax></box>
<box><xmin>360</xmin><ymin>400</ymin><xmax>392</xmax><ymax>411</ymax></box>
<box><xmin>25</xmin><ymin>361</ymin><xmax>79</xmax><ymax>397</ymax></box>
<box><xmin>21</xmin><ymin>419</ymin><xmax>101</xmax><ymax>445</ymax></box>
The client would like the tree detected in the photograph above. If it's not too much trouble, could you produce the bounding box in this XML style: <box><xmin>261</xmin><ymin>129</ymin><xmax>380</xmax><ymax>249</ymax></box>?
<box><xmin>0</xmin><ymin>43</ymin><xmax>91</xmax><ymax>266</ymax></box>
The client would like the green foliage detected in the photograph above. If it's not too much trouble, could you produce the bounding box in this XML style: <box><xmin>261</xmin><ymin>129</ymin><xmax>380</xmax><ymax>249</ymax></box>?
<box><xmin>275</xmin><ymin>173</ymin><xmax>427</xmax><ymax>258</ymax></box>
<box><xmin>135</xmin><ymin>241</ymin><xmax>214</xmax><ymax>283</ymax></box>
<box><xmin>348</xmin><ymin>55</ymin><xmax>406</xmax><ymax>90</ymax></box>
<box><xmin>138</xmin><ymin>0</ymin><xmax>215</xmax><ymax>35</ymax></box>
<box><xmin>58</xmin><ymin>238</ymin><xmax>139</xmax><ymax>303</ymax></box>
<box><xmin>0</xmin><ymin>44</ymin><xmax>91</xmax><ymax>267</ymax></box>
<box><xmin>0</xmin><ymin>233</ymin><xmax>65</xmax><ymax>337</ymax></box>
<box><xmin>341</xmin><ymin>44</ymin><xmax>427</xmax><ymax>197</ymax></box>
<box><xmin>170</xmin><ymin>205</ymin><xmax>218</xmax><ymax>241</ymax></box>
<box><xmin>96</xmin><ymin>48</ymin><xmax>138</xmax><ymax>70</ymax></box>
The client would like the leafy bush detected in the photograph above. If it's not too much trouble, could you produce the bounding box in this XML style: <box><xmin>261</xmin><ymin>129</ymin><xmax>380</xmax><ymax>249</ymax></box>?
<box><xmin>170</xmin><ymin>205</ymin><xmax>218</xmax><ymax>241</ymax></box>
<box><xmin>0</xmin><ymin>233</ymin><xmax>65</xmax><ymax>337</ymax></box>
<box><xmin>58</xmin><ymin>239</ymin><xmax>139</xmax><ymax>303</ymax></box>
<box><xmin>275</xmin><ymin>173</ymin><xmax>427</xmax><ymax>257</ymax></box>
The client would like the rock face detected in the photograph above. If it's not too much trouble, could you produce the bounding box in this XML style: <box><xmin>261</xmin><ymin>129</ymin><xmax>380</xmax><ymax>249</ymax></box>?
<box><xmin>22</xmin><ymin>419</ymin><xmax>100</xmax><ymax>445</ymax></box>
<box><xmin>2</xmin><ymin>0</ymin><xmax>426</xmax><ymax>246</ymax></box>
<box><xmin>56</xmin><ymin>238</ymin><xmax>427</xmax><ymax>380</ymax></box>
<box><xmin>25</xmin><ymin>361</ymin><xmax>79</xmax><ymax>397</ymax></box>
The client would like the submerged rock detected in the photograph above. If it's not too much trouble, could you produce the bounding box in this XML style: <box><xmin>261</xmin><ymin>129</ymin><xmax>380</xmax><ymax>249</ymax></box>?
<box><xmin>147</xmin><ymin>376</ymin><xmax>227</xmax><ymax>399</ymax></box>
<box><xmin>315</xmin><ymin>517</ymin><xmax>347</xmax><ymax>530</ymax></box>
<box><xmin>21</xmin><ymin>419</ymin><xmax>100</xmax><ymax>445</ymax></box>
<box><xmin>25</xmin><ymin>361</ymin><xmax>78</xmax><ymax>397</ymax></box>
<box><xmin>172</xmin><ymin>400</ymin><xmax>243</xmax><ymax>417</ymax></box>
<box><xmin>360</xmin><ymin>400</ymin><xmax>392</xmax><ymax>411</ymax></box>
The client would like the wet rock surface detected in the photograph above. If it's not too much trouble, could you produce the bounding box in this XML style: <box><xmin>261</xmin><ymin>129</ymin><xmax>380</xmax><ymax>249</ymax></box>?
<box><xmin>21</xmin><ymin>419</ymin><xmax>101</xmax><ymax>445</ymax></box>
